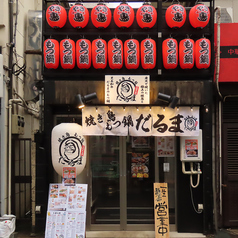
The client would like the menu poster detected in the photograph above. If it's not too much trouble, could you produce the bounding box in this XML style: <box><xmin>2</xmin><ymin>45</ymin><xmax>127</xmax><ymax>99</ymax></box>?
<box><xmin>157</xmin><ymin>137</ymin><xmax>175</xmax><ymax>157</ymax></box>
<box><xmin>45</xmin><ymin>184</ymin><xmax>88</xmax><ymax>238</ymax></box>
<box><xmin>45</xmin><ymin>210</ymin><xmax>86</xmax><ymax>238</ymax></box>
<box><xmin>63</xmin><ymin>167</ymin><xmax>76</xmax><ymax>186</ymax></box>
<box><xmin>185</xmin><ymin>139</ymin><xmax>198</xmax><ymax>158</ymax></box>
<box><xmin>131</xmin><ymin>153</ymin><xmax>149</xmax><ymax>179</ymax></box>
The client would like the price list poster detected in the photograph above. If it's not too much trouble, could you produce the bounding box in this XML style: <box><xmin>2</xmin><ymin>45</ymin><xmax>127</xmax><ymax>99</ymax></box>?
<box><xmin>45</xmin><ymin>183</ymin><xmax>88</xmax><ymax>238</ymax></box>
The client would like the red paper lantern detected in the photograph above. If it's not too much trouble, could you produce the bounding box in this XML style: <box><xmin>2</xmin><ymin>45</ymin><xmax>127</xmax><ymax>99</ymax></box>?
<box><xmin>68</xmin><ymin>4</ymin><xmax>89</xmax><ymax>29</ymax></box>
<box><xmin>114</xmin><ymin>3</ymin><xmax>134</xmax><ymax>28</ymax></box>
<box><xmin>124</xmin><ymin>39</ymin><xmax>139</xmax><ymax>69</ymax></box>
<box><xmin>189</xmin><ymin>4</ymin><xmax>210</xmax><ymax>29</ymax></box>
<box><xmin>60</xmin><ymin>39</ymin><xmax>75</xmax><ymax>69</ymax></box>
<box><xmin>141</xmin><ymin>38</ymin><xmax>156</xmax><ymax>69</ymax></box>
<box><xmin>162</xmin><ymin>38</ymin><xmax>178</xmax><ymax>69</ymax></box>
<box><xmin>179</xmin><ymin>38</ymin><xmax>194</xmax><ymax>69</ymax></box>
<box><xmin>195</xmin><ymin>38</ymin><xmax>211</xmax><ymax>69</ymax></box>
<box><xmin>136</xmin><ymin>4</ymin><xmax>157</xmax><ymax>29</ymax></box>
<box><xmin>76</xmin><ymin>39</ymin><xmax>91</xmax><ymax>69</ymax></box>
<box><xmin>165</xmin><ymin>4</ymin><xmax>186</xmax><ymax>29</ymax></box>
<box><xmin>91</xmin><ymin>4</ymin><xmax>112</xmax><ymax>28</ymax></box>
<box><xmin>108</xmin><ymin>38</ymin><xmax>123</xmax><ymax>69</ymax></box>
<box><xmin>92</xmin><ymin>39</ymin><xmax>107</xmax><ymax>69</ymax></box>
<box><xmin>46</xmin><ymin>5</ymin><xmax>67</xmax><ymax>28</ymax></box>
<box><xmin>44</xmin><ymin>39</ymin><xmax>59</xmax><ymax>69</ymax></box>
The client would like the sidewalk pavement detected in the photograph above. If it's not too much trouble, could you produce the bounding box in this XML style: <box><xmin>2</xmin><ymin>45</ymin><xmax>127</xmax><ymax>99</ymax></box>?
<box><xmin>10</xmin><ymin>229</ymin><xmax>238</xmax><ymax>238</ymax></box>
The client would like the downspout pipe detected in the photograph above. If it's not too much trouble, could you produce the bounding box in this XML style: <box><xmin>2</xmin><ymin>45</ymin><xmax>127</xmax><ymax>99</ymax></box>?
<box><xmin>8</xmin><ymin>99</ymin><xmax>22</xmax><ymax>215</ymax></box>
<box><xmin>8</xmin><ymin>0</ymin><xmax>14</xmax><ymax>100</ymax></box>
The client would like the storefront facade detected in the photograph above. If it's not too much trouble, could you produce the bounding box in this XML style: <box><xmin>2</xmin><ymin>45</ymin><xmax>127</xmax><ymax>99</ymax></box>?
<box><xmin>37</xmin><ymin>0</ymin><xmax>214</xmax><ymax>235</ymax></box>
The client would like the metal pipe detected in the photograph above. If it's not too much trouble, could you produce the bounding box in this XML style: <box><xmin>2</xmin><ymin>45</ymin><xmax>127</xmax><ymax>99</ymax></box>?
<box><xmin>8</xmin><ymin>99</ymin><xmax>22</xmax><ymax>214</ymax></box>
<box><xmin>8</xmin><ymin>0</ymin><xmax>14</xmax><ymax>100</ymax></box>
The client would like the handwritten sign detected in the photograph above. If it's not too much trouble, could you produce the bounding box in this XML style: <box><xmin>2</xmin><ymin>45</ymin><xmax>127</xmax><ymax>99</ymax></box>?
<box><xmin>154</xmin><ymin>183</ymin><xmax>170</xmax><ymax>238</ymax></box>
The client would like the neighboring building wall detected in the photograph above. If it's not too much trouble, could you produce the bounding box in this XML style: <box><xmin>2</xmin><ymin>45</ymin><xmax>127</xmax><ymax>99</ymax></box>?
<box><xmin>0</xmin><ymin>0</ymin><xmax>41</xmax><ymax>216</ymax></box>
<box><xmin>215</xmin><ymin>0</ymin><xmax>238</xmax><ymax>23</ymax></box>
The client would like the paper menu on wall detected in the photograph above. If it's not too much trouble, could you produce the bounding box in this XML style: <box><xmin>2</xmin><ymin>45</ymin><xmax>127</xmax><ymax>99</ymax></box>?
<box><xmin>47</xmin><ymin>184</ymin><xmax>87</xmax><ymax>212</ymax></box>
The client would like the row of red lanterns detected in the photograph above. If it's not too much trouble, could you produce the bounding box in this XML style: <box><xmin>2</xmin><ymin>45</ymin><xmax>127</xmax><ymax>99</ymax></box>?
<box><xmin>162</xmin><ymin>38</ymin><xmax>211</xmax><ymax>69</ymax></box>
<box><xmin>166</xmin><ymin>4</ymin><xmax>210</xmax><ymax>29</ymax></box>
<box><xmin>44</xmin><ymin>38</ymin><xmax>156</xmax><ymax>70</ymax></box>
<box><xmin>46</xmin><ymin>3</ymin><xmax>209</xmax><ymax>29</ymax></box>
<box><xmin>46</xmin><ymin>3</ymin><xmax>157</xmax><ymax>29</ymax></box>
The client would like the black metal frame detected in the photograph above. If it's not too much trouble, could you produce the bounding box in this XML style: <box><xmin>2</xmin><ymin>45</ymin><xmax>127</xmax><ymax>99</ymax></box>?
<box><xmin>42</xmin><ymin>0</ymin><xmax>214</xmax><ymax>80</ymax></box>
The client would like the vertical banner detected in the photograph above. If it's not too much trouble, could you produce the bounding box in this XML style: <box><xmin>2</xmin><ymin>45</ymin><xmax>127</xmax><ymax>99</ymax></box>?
<box><xmin>154</xmin><ymin>183</ymin><xmax>170</xmax><ymax>238</ymax></box>
<box><xmin>105</xmin><ymin>75</ymin><xmax>150</xmax><ymax>104</ymax></box>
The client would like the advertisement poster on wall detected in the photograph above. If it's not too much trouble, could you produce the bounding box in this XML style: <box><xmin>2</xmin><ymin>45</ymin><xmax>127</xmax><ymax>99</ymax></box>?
<box><xmin>185</xmin><ymin>139</ymin><xmax>198</xmax><ymax>158</ymax></box>
<box><xmin>157</xmin><ymin>137</ymin><xmax>175</xmax><ymax>157</ymax></box>
<box><xmin>131</xmin><ymin>153</ymin><xmax>149</xmax><ymax>179</ymax></box>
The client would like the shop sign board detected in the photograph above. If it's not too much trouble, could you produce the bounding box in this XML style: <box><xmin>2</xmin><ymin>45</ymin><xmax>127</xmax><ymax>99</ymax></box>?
<box><xmin>154</xmin><ymin>183</ymin><xmax>170</xmax><ymax>238</ymax></box>
<box><xmin>82</xmin><ymin>106</ymin><xmax>199</xmax><ymax>136</ymax></box>
<box><xmin>45</xmin><ymin>183</ymin><xmax>87</xmax><ymax>238</ymax></box>
<box><xmin>105</xmin><ymin>75</ymin><xmax>150</xmax><ymax>104</ymax></box>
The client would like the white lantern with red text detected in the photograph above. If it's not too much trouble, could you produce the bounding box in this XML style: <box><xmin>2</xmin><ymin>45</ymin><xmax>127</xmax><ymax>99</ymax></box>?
<box><xmin>91</xmin><ymin>4</ymin><xmax>112</xmax><ymax>28</ymax></box>
<box><xmin>76</xmin><ymin>39</ymin><xmax>91</xmax><ymax>69</ymax></box>
<box><xmin>68</xmin><ymin>4</ymin><xmax>89</xmax><ymax>29</ymax></box>
<box><xmin>195</xmin><ymin>38</ymin><xmax>211</xmax><ymax>69</ymax></box>
<box><xmin>46</xmin><ymin>5</ymin><xmax>67</xmax><ymax>28</ymax></box>
<box><xmin>44</xmin><ymin>39</ymin><xmax>59</xmax><ymax>69</ymax></box>
<box><xmin>189</xmin><ymin>4</ymin><xmax>210</xmax><ymax>29</ymax></box>
<box><xmin>165</xmin><ymin>4</ymin><xmax>186</xmax><ymax>28</ymax></box>
<box><xmin>114</xmin><ymin>3</ymin><xmax>134</xmax><ymax>28</ymax></box>
<box><xmin>136</xmin><ymin>4</ymin><xmax>157</xmax><ymax>29</ymax></box>
<box><xmin>60</xmin><ymin>39</ymin><xmax>75</xmax><ymax>69</ymax></box>
<box><xmin>51</xmin><ymin>123</ymin><xmax>87</xmax><ymax>177</ymax></box>
<box><xmin>124</xmin><ymin>39</ymin><xmax>140</xmax><ymax>69</ymax></box>
<box><xmin>162</xmin><ymin>38</ymin><xmax>178</xmax><ymax>69</ymax></box>
<box><xmin>92</xmin><ymin>38</ymin><xmax>107</xmax><ymax>69</ymax></box>
<box><xmin>141</xmin><ymin>38</ymin><xmax>156</xmax><ymax>69</ymax></box>
<box><xmin>179</xmin><ymin>38</ymin><xmax>194</xmax><ymax>69</ymax></box>
<box><xmin>108</xmin><ymin>38</ymin><xmax>123</xmax><ymax>69</ymax></box>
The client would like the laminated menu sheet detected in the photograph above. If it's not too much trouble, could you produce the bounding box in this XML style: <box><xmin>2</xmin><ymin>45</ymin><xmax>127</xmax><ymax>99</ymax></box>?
<box><xmin>45</xmin><ymin>183</ymin><xmax>87</xmax><ymax>238</ymax></box>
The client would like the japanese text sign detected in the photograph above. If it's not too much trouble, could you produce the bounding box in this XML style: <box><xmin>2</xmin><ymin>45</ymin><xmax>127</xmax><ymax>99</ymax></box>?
<box><xmin>105</xmin><ymin>75</ymin><xmax>150</xmax><ymax>104</ymax></box>
<box><xmin>154</xmin><ymin>183</ymin><xmax>170</xmax><ymax>238</ymax></box>
<box><xmin>82</xmin><ymin>106</ymin><xmax>199</xmax><ymax>136</ymax></box>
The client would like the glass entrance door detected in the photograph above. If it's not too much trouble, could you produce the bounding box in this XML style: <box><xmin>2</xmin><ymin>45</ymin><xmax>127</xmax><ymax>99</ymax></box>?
<box><xmin>126</xmin><ymin>136</ymin><xmax>155</xmax><ymax>225</ymax></box>
<box><xmin>89</xmin><ymin>136</ymin><xmax>174</xmax><ymax>230</ymax></box>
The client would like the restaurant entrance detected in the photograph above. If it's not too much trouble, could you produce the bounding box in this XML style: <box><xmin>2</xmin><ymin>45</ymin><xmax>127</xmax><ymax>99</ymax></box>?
<box><xmin>89</xmin><ymin>136</ymin><xmax>176</xmax><ymax>231</ymax></box>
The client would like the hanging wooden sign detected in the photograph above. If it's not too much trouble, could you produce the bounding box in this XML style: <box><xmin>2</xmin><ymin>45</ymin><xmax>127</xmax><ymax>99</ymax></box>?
<box><xmin>154</xmin><ymin>183</ymin><xmax>170</xmax><ymax>238</ymax></box>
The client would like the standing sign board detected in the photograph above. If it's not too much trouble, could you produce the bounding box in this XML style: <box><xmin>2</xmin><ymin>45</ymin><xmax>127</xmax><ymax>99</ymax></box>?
<box><xmin>45</xmin><ymin>183</ymin><xmax>87</xmax><ymax>238</ymax></box>
<box><xmin>154</xmin><ymin>183</ymin><xmax>170</xmax><ymax>238</ymax></box>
